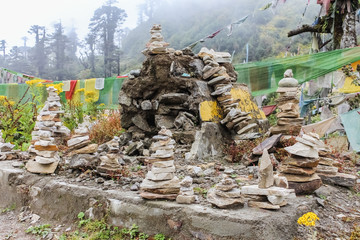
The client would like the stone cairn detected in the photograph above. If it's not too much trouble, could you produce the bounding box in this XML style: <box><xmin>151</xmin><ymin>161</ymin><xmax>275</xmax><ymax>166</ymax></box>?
<box><xmin>176</xmin><ymin>176</ymin><xmax>196</xmax><ymax>204</ymax></box>
<box><xmin>270</xmin><ymin>69</ymin><xmax>303</xmax><ymax>136</ymax></box>
<box><xmin>143</xmin><ymin>24</ymin><xmax>170</xmax><ymax>55</ymax></box>
<box><xmin>26</xmin><ymin>86</ymin><xmax>68</xmax><ymax>174</ymax></box>
<box><xmin>140</xmin><ymin>127</ymin><xmax>180</xmax><ymax>200</ymax></box>
<box><xmin>198</xmin><ymin>47</ymin><xmax>260</xmax><ymax>140</ymax></box>
<box><xmin>0</xmin><ymin>131</ymin><xmax>16</xmax><ymax>160</ymax></box>
<box><xmin>240</xmin><ymin>150</ymin><xmax>295</xmax><ymax>210</ymax></box>
<box><xmin>207</xmin><ymin>175</ymin><xmax>244</xmax><ymax>209</ymax></box>
<box><xmin>279</xmin><ymin>133</ymin><xmax>322</xmax><ymax>195</ymax></box>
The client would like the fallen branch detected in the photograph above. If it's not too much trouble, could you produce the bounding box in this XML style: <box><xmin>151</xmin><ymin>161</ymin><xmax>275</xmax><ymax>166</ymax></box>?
<box><xmin>288</xmin><ymin>24</ymin><xmax>331</xmax><ymax>37</ymax></box>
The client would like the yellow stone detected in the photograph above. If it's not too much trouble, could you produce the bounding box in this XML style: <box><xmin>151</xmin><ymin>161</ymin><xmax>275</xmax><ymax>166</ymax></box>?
<box><xmin>199</xmin><ymin>101</ymin><xmax>223</xmax><ymax>122</ymax></box>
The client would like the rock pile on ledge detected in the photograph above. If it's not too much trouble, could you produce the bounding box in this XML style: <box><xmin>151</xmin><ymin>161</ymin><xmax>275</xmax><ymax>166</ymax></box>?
<box><xmin>27</xmin><ymin>86</ymin><xmax>69</xmax><ymax>174</ymax></box>
<box><xmin>140</xmin><ymin>127</ymin><xmax>180</xmax><ymax>200</ymax></box>
<box><xmin>207</xmin><ymin>175</ymin><xmax>244</xmax><ymax>209</ymax></box>
<box><xmin>270</xmin><ymin>69</ymin><xmax>303</xmax><ymax>136</ymax></box>
<box><xmin>279</xmin><ymin>133</ymin><xmax>322</xmax><ymax>194</ymax></box>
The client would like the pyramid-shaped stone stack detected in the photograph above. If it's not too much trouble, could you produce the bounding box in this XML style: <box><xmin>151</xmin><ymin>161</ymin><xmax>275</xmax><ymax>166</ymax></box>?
<box><xmin>198</xmin><ymin>47</ymin><xmax>260</xmax><ymax>140</ymax></box>
<box><xmin>207</xmin><ymin>176</ymin><xmax>244</xmax><ymax>209</ymax></box>
<box><xmin>270</xmin><ymin>69</ymin><xmax>303</xmax><ymax>136</ymax></box>
<box><xmin>279</xmin><ymin>133</ymin><xmax>322</xmax><ymax>194</ymax></box>
<box><xmin>140</xmin><ymin>127</ymin><xmax>180</xmax><ymax>200</ymax></box>
<box><xmin>176</xmin><ymin>176</ymin><xmax>196</xmax><ymax>204</ymax></box>
<box><xmin>143</xmin><ymin>24</ymin><xmax>170</xmax><ymax>55</ymax></box>
<box><xmin>26</xmin><ymin>86</ymin><xmax>65</xmax><ymax>174</ymax></box>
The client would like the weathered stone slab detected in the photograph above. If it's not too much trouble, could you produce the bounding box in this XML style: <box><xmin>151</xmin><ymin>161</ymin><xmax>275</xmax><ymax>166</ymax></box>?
<box><xmin>152</xmin><ymin>160</ymin><xmax>174</xmax><ymax>168</ymax></box>
<box><xmin>284</xmin><ymin>142</ymin><xmax>319</xmax><ymax>158</ymax></box>
<box><xmin>282</xmin><ymin>156</ymin><xmax>319</xmax><ymax>168</ymax></box>
<box><xmin>241</xmin><ymin>185</ymin><xmax>294</xmax><ymax>197</ymax></box>
<box><xmin>317</xmin><ymin>172</ymin><xmax>356</xmax><ymax>188</ymax></box>
<box><xmin>146</xmin><ymin>171</ymin><xmax>175</xmax><ymax>181</ymax></box>
<box><xmin>207</xmin><ymin>188</ymin><xmax>244</xmax><ymax>209</ymax></box>
<box><xmin>248</xmin><ymin>201</ymin><xmax>280</xmax><ymax>210</ymax></box>
<box><xmin>159</xmin><ymin>93</ymin><xmax>189</xmax><ymax>104</ymax></box>
<box><xmin>0</xmin><ymin>143</ymin><xmax>15</xmax><ymax>152</ymax></box>
<box><xmin>67</xmin><ymin>136</ymin><xmax>89</xmax><ymax>148</ymax></box>
<box><xmin>278</xmin><ymin>164</ymin><xmax>316</xmax><ymax>176</ymax></box>
<box><xmin>252</xmin><ymin>134</ymin><xmax>282</xmax><ymax>155</ymax></box>
<box><xmin>140</xmin><ymin>177</ymin><xmax>180</xmax><ymax>190</ymax></box>
<box><xmin>316</xmin><ymin>165</ymin><xmax>338</xmax><ymax>175</ymax></box>
<box><xmin>26</xmin><ymin>159</ymin><xmax>59</xmax><ymax>174</ymax></box>
<box><xmin>280</xmin><ymin>173</ymin><xmax>320</xmax><ymax>183</ymax></box>
<box><xmin>140</xmin><ymin>191</ymin><xmax>177</xmax><ymax>200</ymax></box>
<box><xmin>288</xmin><ymin>179</ymin><xmax>322</xmax><ymax>195</ymax></box>
<box><xmin>176</xmin><ymin>195</ymin><xmax>196</xmax><ymax>204</ymax></box>
<box><xmin>215</xmin><ymin>189</ymin><xmax>242</xmax><ymax>198</ymax></box>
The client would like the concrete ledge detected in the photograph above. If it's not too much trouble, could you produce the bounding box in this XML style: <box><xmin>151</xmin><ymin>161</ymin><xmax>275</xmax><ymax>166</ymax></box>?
<box><xmin>0</xmin><ymin>161</ymin><xmax>313</xmax><ymax>239</ymax></box>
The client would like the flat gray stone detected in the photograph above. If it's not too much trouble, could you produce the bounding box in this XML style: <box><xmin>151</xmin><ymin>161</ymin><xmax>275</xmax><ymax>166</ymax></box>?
<box><xmin>284</xmin><ymin>142</ymin><xmax>319</xmax><ymax>158</ymax></box>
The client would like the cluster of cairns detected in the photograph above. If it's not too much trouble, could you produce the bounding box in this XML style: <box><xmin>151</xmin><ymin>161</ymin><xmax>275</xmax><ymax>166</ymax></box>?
<box><xmin>140</xmin><ymin>127</ymin><xmax>181</xmax><ymax>200</ymax></box>
<box><xmin>143</xmin><ymin>24</ymin><xmax>169</xmax><ymax>55</ymax></box>
<box><xmin>198</xmin><ymin>48</ymin><xmax>261</xmax><ymax>140</ymax></box>
<box><xmin>279</xmin><ymin>133</ymin><xmax>322</xmax><ymax>194</ymax></box>
<box><xmin>270</xmin><ymin>69</ymin><xmax>303</xmax><ymax>136</ymax></box>
<box><xmin>26</xmin><ymin>86</ymin><xmax>69</xmax><ymax>174</ymax></box>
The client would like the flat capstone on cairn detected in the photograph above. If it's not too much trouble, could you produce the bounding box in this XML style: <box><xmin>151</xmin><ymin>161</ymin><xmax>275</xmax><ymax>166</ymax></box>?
<box><xmin>140</xmin><ymin>127</ymin><xmax>180</xmax><ymax>200</ymax></box>
<box><xmin>198</xmin><ymin>47</ymin><xmax>262</xmax><ymax>141</ymax></box>
<box><xmin>26</xmin><ymin>86</ymin><xmax>69</xmax><ymax>174</ymax></box>
<box><xmin>270</xmin><ymin>69</ymin><xmax>303</xmax><ymax>136</ymax></box>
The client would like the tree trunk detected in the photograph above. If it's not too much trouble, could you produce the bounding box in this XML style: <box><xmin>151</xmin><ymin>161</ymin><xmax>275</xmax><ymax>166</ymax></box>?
<box><xmin>340</xmin><ymin>11</ymin><xmax>357</xmax><ymax>49</ymax></box>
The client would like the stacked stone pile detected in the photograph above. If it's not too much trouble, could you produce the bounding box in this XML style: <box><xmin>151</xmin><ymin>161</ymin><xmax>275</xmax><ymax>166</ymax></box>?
<box><xmin>143</xmin><ymin>24</ymin><xmax>169</xmax><ymax>55</ymax></box>
<box><xmin>270</xmin><ymin>69</ymin><xmax>303</xmax><ymax>136</ymax></box>
<box><xmin>176</xmin><ymin>176</ymin><xmax>196</xmax><ymax>204</ymax></box>
<box><xmin>315</xmin><ymin>137</ymin><xmax>356</xmax><ymax>188</ymax></box>
<box><xmin>0</xmin><ymin>141</ymin><xmax>17</xmax><ymax>160</ymax></box>
<box><xmin>207</xmin><ymin>175</ymin><xmax>244</xmax><ymax>209</ymax></box>
<box><xmin>26</xmin><ymin>86</ymin><xmax>68</xmax><ymax>174</ymax></box>
<box><xmin>198</xmin><ymin>47</ymin><xmax>260</xmax><ymax>140</ymax></box>
<box><xmin>140</xmin><ymin>127</ymin><xmax>180</xmax><ymax>200</ymax></box>
<box><xmin>240</xmin><ymin>150</ymin><xmax>295</xmax><ymax>210</ymax></box>
<box><xmin>279</xmin><ymin>133</ymin><xmax>322</xmax><ymax>194</ymax></box>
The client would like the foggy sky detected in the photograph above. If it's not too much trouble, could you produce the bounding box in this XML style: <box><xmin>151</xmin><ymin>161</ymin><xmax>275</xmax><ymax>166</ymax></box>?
<box><xmin>0</xmin><ymin>0</ymin><xmax>145</xmax><ymax>48</ymax></box>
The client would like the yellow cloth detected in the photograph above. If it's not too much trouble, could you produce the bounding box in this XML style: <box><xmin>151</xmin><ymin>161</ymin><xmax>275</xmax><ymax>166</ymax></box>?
<box><xmin>84</xmin><ymin>78</ymin><xmax>99</xmax><ymax>102</ymax></box>
<box><xmin>71</xmin><ymin>80</ymin><xmax>81</xmax><ymax>104</ymax></box>
<box><xmin>337</xmin><ymin>77</ymin><xmax>360</xmax><ymax>93</ymax></box>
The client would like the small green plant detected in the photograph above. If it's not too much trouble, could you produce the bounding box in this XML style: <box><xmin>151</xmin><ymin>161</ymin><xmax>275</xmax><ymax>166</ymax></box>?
<box><xmin>1</xmin><ymin>203</ymin><xmax>16</xmax><ymax>213</ymax></box>
<box><xmin>154</xmin><ymin>233</ymin><xmax>166</xmax><ymax>240</ymax></box>
<box><xmin>77</xmin><ymin>211</ymin><xmax>90</xmax><ymax>228</ymax></box>
<box><xmin>319</xmin><ymin>194</ymin><xmax>327</xmax><ymax>200</ymax></box>
<box><xmin>194</xmin><ymin>187</ymin><xmax>208</xmax><ymax>198</ymax></box>
<box><xmin>26</xmin><ymin>224</ymin><xmax>52</xmax><ymax>238</ymax></box>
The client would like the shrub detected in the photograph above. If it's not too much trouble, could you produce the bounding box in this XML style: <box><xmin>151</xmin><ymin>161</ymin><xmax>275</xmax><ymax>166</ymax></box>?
<box><xmin>89</xmin><ymin>110</ymin><xmax>124</xmax><ymax>144</ymax></box>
